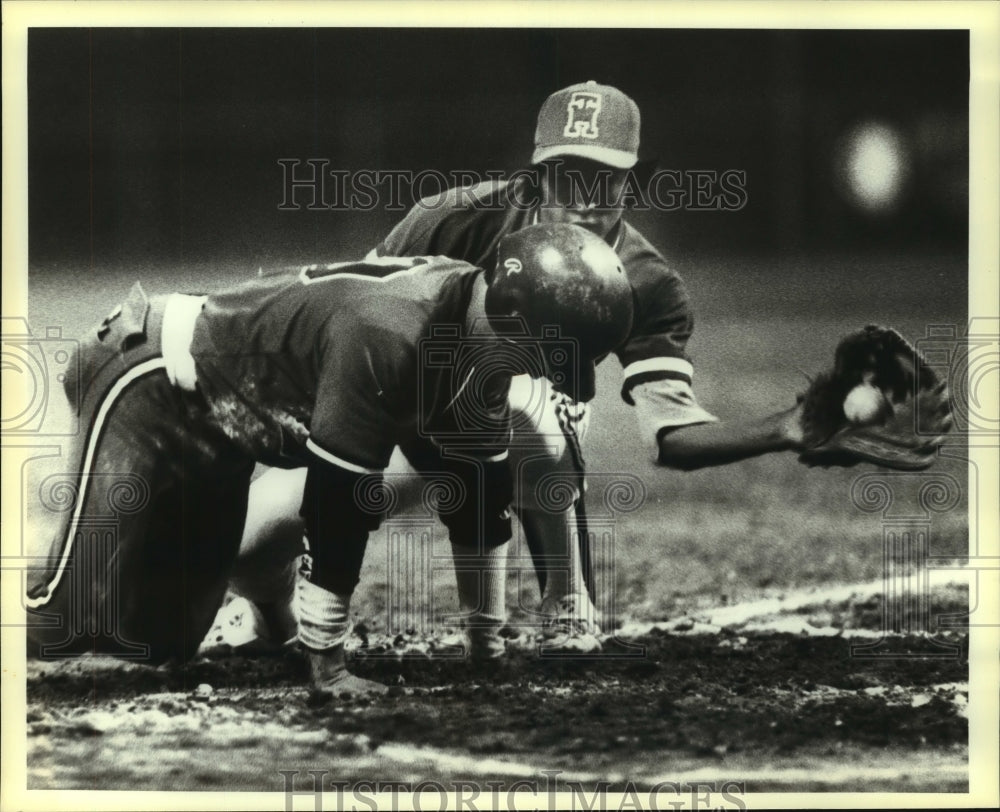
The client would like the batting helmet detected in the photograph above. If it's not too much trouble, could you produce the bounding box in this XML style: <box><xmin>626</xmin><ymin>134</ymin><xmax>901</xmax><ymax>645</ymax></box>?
<box><xmin>485</xmin><ymin>223</ymin><xmax>634</xmax><ymax>402</ymax></box>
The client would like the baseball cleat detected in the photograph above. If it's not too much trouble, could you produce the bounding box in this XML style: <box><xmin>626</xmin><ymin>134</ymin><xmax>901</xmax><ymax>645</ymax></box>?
<box><xmin>306</xmin><ymin>645</ymin><xmax>388</xmax><ymax>701</ymax></box>
<box><xmin>438</xmin><ymin>626</ymin><xmax>507</xmax><ymax>660</ymax></box>
<box><xmin>198</xmin><ymin>596</ymin><xmax>296</xmax><ymax>657</ymax></box>
<box><xmin>539</xmin><ymin>593</ymin><xmax>603</xmax><ymax>654</ymax></box>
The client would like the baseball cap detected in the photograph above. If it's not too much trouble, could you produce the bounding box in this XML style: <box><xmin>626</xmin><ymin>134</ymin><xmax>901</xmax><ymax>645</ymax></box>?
<box><xmin>531</xmin><ymin>81</ymin><xmax>640</xmax><ymax>169</ymax></box>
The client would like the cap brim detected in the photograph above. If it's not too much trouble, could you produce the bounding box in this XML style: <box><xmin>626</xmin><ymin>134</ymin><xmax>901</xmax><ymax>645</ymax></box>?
<box><xmin>532</xmin><ymin>144</ymin><xmax>637</xmax><ymax>170</ymax></box>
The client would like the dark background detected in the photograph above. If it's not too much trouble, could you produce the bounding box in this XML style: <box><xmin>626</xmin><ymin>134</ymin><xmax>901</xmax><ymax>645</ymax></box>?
<box><xmin>29</xmin><ymin>28</ymin><xmax>968</xmax><ymax>271</ymax></box>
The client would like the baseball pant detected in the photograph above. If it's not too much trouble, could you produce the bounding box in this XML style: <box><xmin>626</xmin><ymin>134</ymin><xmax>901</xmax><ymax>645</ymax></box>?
<box><xmin>25</xmin><ymin>283</ymin><xmax>255</xmax><ymax>663</ymax></box>
<box><xmin>506</xmin><ymin>374</ymin><xmax>593</xmax><ymax>597</ymax></box>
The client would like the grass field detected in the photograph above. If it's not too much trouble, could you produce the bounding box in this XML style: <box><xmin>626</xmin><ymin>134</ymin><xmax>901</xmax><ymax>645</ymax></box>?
<box><xmin>19</xmin><ymin>249</ymin><xmax>974</xmax><ymax>798</ymax></box>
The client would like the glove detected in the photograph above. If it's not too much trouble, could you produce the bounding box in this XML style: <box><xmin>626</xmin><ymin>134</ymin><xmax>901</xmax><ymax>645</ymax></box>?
<box><xmin>797</xmin><ymin>325</ymin><xmax>952</xmax><ymax>471</ymax></box>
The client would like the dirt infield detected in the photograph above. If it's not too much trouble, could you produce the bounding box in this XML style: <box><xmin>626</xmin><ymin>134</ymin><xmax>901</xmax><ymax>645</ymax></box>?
<box><xmin>27</xmin><ymin>581</ymin><xmax>969</xmax><ymax>795</ymax></box>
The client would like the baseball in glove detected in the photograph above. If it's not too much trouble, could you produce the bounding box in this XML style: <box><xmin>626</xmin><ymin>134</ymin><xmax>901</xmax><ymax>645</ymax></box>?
<box><xmin>797</xmin><ymin>325</ymin><xmax>952</xmax><ymax>470</ymax></box>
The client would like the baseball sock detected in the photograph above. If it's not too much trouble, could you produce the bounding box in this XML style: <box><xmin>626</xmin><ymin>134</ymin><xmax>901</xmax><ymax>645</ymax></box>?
<box><xmin>450</xmin><ymin>541</ymin><xmax>507</xmax><ymax>632</ymax></box>
<box><xmin>520</xmin><ymin>506</ymin><xmax>590</xmax><ymax>609</ymax></box>
<box><xmin>540</xmin><ymin>507</ymin><xmax>587</xmax><ymax>604</ymax></box>
<box><xmin>296</xmin><ymin>575</ymin><xmax>350</xmax><ymax>651</ymax></box>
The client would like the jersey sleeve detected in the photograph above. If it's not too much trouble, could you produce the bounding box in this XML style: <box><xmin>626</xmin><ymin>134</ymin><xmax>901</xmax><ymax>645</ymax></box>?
<box><xmin>615</xmin><ymin>240</ymin><xmax>718</xmax><ymax>442</ymax></box>
<box><xmin>430</xmin><ymin>354</ymin><xmax>513</xmax><ymax>461</ymax></box>
<box><xmin>630</xmin><ymin>377</ymin><xmax>718</xmax><ymax>454</ymax></box>
<box><xmin>616</xmin><ymin>270</ymin><xmax>698</xmax><ymax>402</ymax></box>
<box><xmin>372</xmin><ymin>181</ymin><xmax>512</xmax><ymax>262</ymax></box>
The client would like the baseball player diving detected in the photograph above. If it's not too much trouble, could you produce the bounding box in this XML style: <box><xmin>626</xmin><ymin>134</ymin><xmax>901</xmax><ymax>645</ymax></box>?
<box><xmin>24</xmin><ymin>223</ymin><xmax>636</xmax><ymax>698</ymax></box>
<box><xmin>222</xmin><ymin>81</ymin><xmax>952</xmax><ymax>661</ymax></box>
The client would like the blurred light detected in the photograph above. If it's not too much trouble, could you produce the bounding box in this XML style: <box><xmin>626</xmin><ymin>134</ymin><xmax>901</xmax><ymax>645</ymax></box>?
<box><xmin>840</xmin><ymin>122</ymin><xmax>908</xmax><ymax>213</ymax></box>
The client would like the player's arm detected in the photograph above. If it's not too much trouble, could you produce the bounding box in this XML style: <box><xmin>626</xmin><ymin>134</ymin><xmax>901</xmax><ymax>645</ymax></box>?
<box><xmin>368</xmin><ymin>192</ymin><xmax>452</xmax><ymax>258</ymax></box>
<box><xmin>474</xmin><ymin>371</ymin><xmax>515</xmax><ymax>521</ymax></box>
<box><xmin>445</xmin><ymin>366</ymin><xmax>515</xmax><ymax>545</ymax></box>
<box><xmin>655</xmin><ymin>405</ymin><xmax>805</xmax><ymax>470</ymax></box>
<box><xmin>626</xmin><ymin>373</ymin><xmax>805</xmax><ymax>471</ymax></box>
<box><xmin>295</xmin><ymin>325</ymin><xmax>400</xmax><ymax>644</ymax></box>
<box><xmin>655</xmin><ymin>325</ymin><xmax>951</xmax><ymax>472</ymax></box>
<box><xmin>620</xmin><ymin>270</ymin><xmax>806</xmax><ymax>471</ymax></box>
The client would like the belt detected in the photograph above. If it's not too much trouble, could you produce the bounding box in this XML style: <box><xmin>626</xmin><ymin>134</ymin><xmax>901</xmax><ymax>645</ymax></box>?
<box><xmin>161</xmin><ymin>293</ymin><xmax>207</xmax><ymax>392</ymax></box>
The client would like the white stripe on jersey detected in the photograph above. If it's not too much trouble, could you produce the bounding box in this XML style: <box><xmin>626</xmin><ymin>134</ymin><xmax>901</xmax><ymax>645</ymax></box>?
<box><xmin>26</xmin><ymin>358</ymin><xmax>167</xmax><ymax>609</ymax></box>
<box><xmin>444</xmin><ymin>365</ymin><xmax>476</xmax><ymax>412</ymax></box>
<box><xmin>305</xmin><ymin>437</ymin><xmax>384</xmax><ymax>475</ymax></box>
<box><xmin>611</xmin><ymin>223</ymin><xmax>625</xmax><ymax>252</ymax></box>
<box><xmin>297</xmin><ymin>256</ymin><xmax>432</xmax><ymax>286</ymax></box>
<box><xmin>622</xmin><ymin>357</ymin><xmax>694</xmax><ymax>381</ymax></box>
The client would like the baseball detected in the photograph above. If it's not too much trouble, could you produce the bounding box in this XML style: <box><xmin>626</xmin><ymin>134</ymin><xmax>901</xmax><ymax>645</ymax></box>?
<box><xmin>843</xmin><ymin>383</ymin><xmax>887</xmax><ymax>425</ymax></box>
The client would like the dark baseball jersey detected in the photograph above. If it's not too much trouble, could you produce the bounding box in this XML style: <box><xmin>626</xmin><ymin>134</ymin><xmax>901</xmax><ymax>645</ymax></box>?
<box><xmin>25</xmin><ymin>260</ymin><xmax>515</xmax><ymax>658</ymax></box>
<box><xmin>190</xmin><ymin>255</ymin><xmax>512</xmax><ymax>473</ymax></box>
<box><xmin>372</xmin><ymin>177</ymin><xmax>717</xmax><ymax>437</ymax></box>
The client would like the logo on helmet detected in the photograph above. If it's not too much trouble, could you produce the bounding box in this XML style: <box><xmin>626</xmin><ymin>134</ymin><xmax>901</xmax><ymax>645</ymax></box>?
<box><xmin>503</xmin><ymin>258</ymin><xmax>523</xmax><ymax>275</ymax></box>
<box><xmin>563</xmin><ymin>92</ymin><xmax>602</xmax><ymax>140</ymax></box>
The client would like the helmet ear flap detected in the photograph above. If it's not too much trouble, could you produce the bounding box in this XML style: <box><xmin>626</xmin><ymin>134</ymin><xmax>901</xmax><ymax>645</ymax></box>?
<box><xmin>484</xmin><ymin>282</ymin><xmax>518</xmax><ymax>319</ymax></box>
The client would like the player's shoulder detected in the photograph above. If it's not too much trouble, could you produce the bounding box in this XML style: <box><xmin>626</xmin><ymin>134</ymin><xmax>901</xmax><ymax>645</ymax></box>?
<box><xmin>343</xmin><ymin>256</ymin><xmax>481</xmax><ymax>360</ymax></box>
<box><xmin>416</xmin><ymin>178</ymin><xmax>514</xmax><ymax>212</ymax></box>
<box><xmin>617</xmin><ymin>220</ymin><xmax>672</xmax><ymax>275</ymax></box>
<box><xmin>348</xmin><ymin>254</ymin><xmax>480</xmax><ymax>316</ymax></box>
<box><xmin>380</xmin><ymin>177</ymin><xmax>528</xmax><ymax>263</ymax></box>
<box><xmin>403</xmin><ymin>179</ymin><xmax>514</xmax><ymax>238</ymax></box>
<box><xmin>616</xmin><ymin>219</ymin><xmax>692</xmax><ymax>309</ymax></box>
<box><xmin>614</xmin><ymin>220</ymin><xmax>680</xmax><ymax>286</ymax></box>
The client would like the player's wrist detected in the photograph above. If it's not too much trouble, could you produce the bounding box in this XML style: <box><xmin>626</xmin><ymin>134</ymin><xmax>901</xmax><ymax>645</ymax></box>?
<box><xmin>777</xmin><ymin>402</ymin><xmax>807</xmax><ymax>451</ymax></box>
